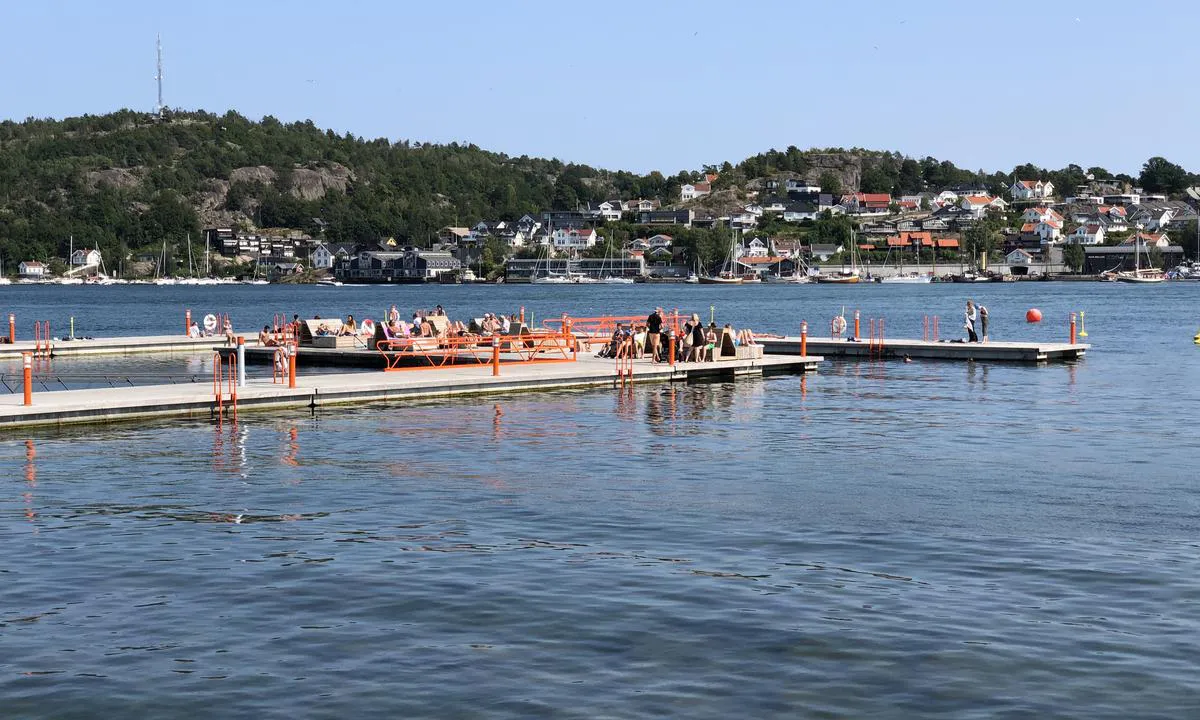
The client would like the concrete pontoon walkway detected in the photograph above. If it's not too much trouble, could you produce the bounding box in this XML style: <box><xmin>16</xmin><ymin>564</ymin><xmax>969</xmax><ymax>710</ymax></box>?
<box><xmin>0</xmin><ymin>353</ymin><xmax>821</xmax><ymax>430</ymax></box>
<box><xmin>0</xmin><ymin>334</ymin><xmax>255</xmax><ymax>360</ymax></box>
<box><xmin>760</xmin><ymin>336</ymin><xmax>1087</xmax><ymax>363</ymax></box>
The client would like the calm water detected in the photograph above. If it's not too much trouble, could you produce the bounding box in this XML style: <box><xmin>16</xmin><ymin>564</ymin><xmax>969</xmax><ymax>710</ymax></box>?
<box><xmin>2</xmin><ymin>283</ymin><xmax>1199</xmax><ymax>718</ymax></box>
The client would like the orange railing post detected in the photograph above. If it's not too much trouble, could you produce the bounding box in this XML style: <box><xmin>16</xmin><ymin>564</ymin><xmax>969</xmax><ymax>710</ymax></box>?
<box><xmin>288</xmin><ymin>347</ymin><xmax>297</xmax><ymax>389</ymax></box>
<box><xmin>213</xmin><ymin>352</ymin><xmax>223</xmax><ymax>414</ymax></box>
<box><xmin>519</xmin><ymin>306</ymin><xmax>525</xmax><ymax>325</ymax></box>
<box><xmin>492</xmin><ymin>337</ymin><xmax>500</xmax><ymax>376</ymax></box>
<box><xmin>185</xmin><ymin>309</ymin><xmax>192</xmax><ymax>337</ymax></box>
<box><xmin>800</xmin><ymin>321</ymin><xmax>808</xmax><ymax>357</ymax></box>
<box><xmin>668</xmin><ymin>331</ymin><xmax>676</xmax><ymax>367</ymax></box>
<box><xmin>22</xmin><ymin>352</ymin><xmax>32</xmax><ymax>406</ymax></box>
<box><xmin>854</xmin><ymin>310</ymin><xmax>860</xmax><ymax>339</ymax></box>
<box><xmin>8</xmin><ymin>313</ymin><xmax>14</xmax><ymax>344</ymax></box>
<box><xmin>1069</xmin><ymin>312</ymin><xmax>1077</xmax><ymax>345</ymax></box>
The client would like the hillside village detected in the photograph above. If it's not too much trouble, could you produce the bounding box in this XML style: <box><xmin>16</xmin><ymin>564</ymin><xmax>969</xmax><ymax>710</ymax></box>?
<box><xmin>2</xmin><ymin>111</ymin><xmax>1197</xmax><ymax>282</ymax></box>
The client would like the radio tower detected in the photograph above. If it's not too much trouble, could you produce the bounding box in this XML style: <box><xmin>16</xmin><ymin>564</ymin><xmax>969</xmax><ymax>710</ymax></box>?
<box><xmin>154</xmin><ymin>34</ymin><xmax>164</xmax><ymax>118</ymax></box>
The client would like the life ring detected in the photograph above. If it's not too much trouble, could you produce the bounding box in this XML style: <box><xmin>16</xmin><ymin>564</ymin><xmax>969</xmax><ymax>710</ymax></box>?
<box><xmin>203</xmin><ymin>313</ymin><xmax>218</xmax><ymax>332</ymax></box>
<box><xmin>359</xmin><ymin>318</ymin><xmax>376</xmax><ymax>336</ymax></box>
<box><xmin>832</xmin><ymin>315</ymin><xmax>847</xmax><ymax>335</ymax></box>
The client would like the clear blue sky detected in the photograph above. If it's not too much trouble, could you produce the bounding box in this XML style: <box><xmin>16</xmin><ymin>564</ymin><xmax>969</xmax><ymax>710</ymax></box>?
<box><xmin>3</xmin><ymin>0</ymin><xmax>1198</xmax><ymax>177</ymax></box>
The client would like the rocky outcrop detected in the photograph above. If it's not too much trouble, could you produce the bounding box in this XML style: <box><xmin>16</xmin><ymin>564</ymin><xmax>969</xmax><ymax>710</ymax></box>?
<box><xmin>801</xmin><ymin>153</ymin><xmax>863</xmax><ymax>193</ymax></box>
<box><xmin>289</xmin><ymin>163</ymin><xmax>353</xmax><ymax>201</ymax></box>
<box><xmin>229</xmin><ymin>165</ymin><xmax>276</xmax><ymax>185</ymax></box>
<box><xmin>85</xmin><ymin>167</ymin><xmax>140</xmax><ymax>191</ymax></box>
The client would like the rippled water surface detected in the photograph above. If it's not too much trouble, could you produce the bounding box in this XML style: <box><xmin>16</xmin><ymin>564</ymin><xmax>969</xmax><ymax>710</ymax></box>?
<box><xmin>2</xmin><ymin>283</ymin><xmax>1199</xmax><ymax>717</ymax></box>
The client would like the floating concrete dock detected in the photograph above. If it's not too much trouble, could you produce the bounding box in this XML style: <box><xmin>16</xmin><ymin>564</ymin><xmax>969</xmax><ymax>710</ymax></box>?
<box><xmin>0</xmin><ymin>353</ymin><xmax>821</xmax><ymax>430</ymax></box>
<box><xmin>760</xmin><ymin>336</ymin><xmax>1087</xmax><ymax>363</ymax></box>
<box><xmin>0</xmin><ymin>334</ymin><xmax>253</xmax><ymax>360</ymax></box>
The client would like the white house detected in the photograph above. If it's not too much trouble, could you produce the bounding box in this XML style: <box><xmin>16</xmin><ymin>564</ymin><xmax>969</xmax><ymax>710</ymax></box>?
<box><xmin>549</xmin><ymin>227</ymin><xmax>599</xmax><ymax>250</ymax></box>
<box><xmin>19</xmin><ymin>261</ymin><xmax>46</xmax><ymax>278</ymax></box>
<box><xmin>680</xmin><ymin>182</ymin><xmax>711</xmax><ymax>201</ymax></box>
<box><xmin>739</xmin><ymin>237</ymin><xmax>770</xmax><ymax>258</ymax></box>
<box><xmin>591</xmin><ymin>201</ymin><xmax>623</xmax><ymax>222</ymax></box>
<box><xmin>786</xmin><ymin>179</ymin><xmax>821</xmax><ymax>193</ymax></box>
<box><xmin>69</xmin><ymin>248</ymin><xmax>103</xmax><ymax>267</ymax></box>
<box><xmin>809</xmin><ymin>244</ymin><xmax>843</xmax><ymax>262</ymax></box>
<box><xmin>310</xmin><ymin>243</ymin><xmax>334</xmax><ymax>269</ymax></box>
<box><xmin>646</xmin><ymin>234</ymin><xmax>673</xmax><ymax>249</ymax></box>
<box><xmin>783</xmin><ymin>203</ymin><xmax>820</xmax><ymax>223</ymax></box>
<box><xmin>1010</xmin><ymin>179</ymin><xmax>1055</xmax><ymax>201</ymax></box>
<box><xmin>1022</xmin><ymin>207</ymin><xmax>1062</xmax><ymax>224</ymax></box>
<box><xmin>1020</xmin><ymin>219</ymin><xmax>1064</xmax><ymax>243</ymax></box>
<box><xmin>1069</xmin><ymin>223</ymin><xmax>1105</xmax><ymax>246</ymax></box>
<box><xmin>1128</xmin><ymin>207</ymin><xmax>1174</xmax><ymax>231</ymax></box>
<box><xmin>961</xmin><ymin>195</ymin><xmax>1007</xmax><ymax>218</ymax></box>
<box><xmin>1006</xmin><ymin>248</ymin><xmax>1035</xmax><ymax>267</ymax></box>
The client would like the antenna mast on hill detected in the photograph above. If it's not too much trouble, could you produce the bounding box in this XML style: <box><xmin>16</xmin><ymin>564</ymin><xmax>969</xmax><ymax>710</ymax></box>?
<box><xmin>154</xmin><ymin>34</ymin><xmax>164</xmax><ymax>117</ymax></box>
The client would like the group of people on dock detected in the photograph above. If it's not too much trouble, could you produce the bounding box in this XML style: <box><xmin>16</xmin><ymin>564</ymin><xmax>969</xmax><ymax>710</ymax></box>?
<box><xmin>598</xmin><ymin>307</ymin><xmax>756</xmax><ymax>362</ymax></box>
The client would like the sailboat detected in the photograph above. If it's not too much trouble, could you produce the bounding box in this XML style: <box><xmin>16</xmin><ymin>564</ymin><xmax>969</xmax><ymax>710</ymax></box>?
<box><xmin>815</xmin><ymin>230</ymin><xmax>862</xmax><ymax>283</ymax></box>
<box><xmin>531</xmin><ymin>244</ymin><xmax>571</xmax><ymax>284</ymax></box>
<box><xmin>878</xmin><ymin>240</ymin><xmax>931</xmax><ymax>283</ymax></box>
<box><xmin>154</xmin><ymin>239</ymin><xmax>177</xmax><ymax>285</ymax></box>
<box><xmin>699</xmin><ymin>227</ymin><xmax>745</xmax><ymax>284</ymax></box>
<box><xmin>598</xmin><ymin>242</ymin><xmax>633</xmax><ymax>284</ymax></box>
<box><xmin>1116</xmin><ymin>230</ymin><xmax>1165</xmax><ymax>283</ymax></box>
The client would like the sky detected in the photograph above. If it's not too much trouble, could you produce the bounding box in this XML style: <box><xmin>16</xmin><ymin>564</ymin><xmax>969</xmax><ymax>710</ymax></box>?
<box><xmin>2</xmin><ymin>0</ymin><xmax>1199</xmax><ymax>177</ymax></box>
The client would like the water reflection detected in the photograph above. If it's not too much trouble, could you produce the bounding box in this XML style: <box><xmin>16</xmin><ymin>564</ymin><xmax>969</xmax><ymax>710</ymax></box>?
<box><xmin>23</xmin><ymin>439</ymin><xmax>37</xmax><ymax>524</ymax></box>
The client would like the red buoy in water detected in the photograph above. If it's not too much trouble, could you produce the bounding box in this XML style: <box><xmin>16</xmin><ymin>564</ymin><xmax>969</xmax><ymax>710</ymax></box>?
<box><xmin>1026</xmin><ymin>308</ymin><xmax>1043</xmax><ymax>323</ymax></box>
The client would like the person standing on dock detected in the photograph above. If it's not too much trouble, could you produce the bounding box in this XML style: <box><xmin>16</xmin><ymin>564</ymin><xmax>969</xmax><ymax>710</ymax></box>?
<box><xmin>978</xmin><ymin>304</ymin><xmax>989</xmax><ymax>343</ymax></box>
<box><xmin>964</xmin><ymin>300</ymin><xmax>978</xmax><ymax>343</ymax></box>
<box><xmin>646</xmin><ymin>307</ymin><xmax>664</xmax><ymax>362</ymax></box>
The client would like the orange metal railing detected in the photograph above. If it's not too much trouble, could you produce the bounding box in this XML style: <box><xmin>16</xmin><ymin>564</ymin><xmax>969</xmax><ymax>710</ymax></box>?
<box><xmin>212</xmin><ymin>351</ymin><xmax>238</xmax><ymax>422</ymax></box>
<box><xmin>376</xmin><ymin>330</ymin><xmax>577</xmax><ymax>372</ymax></box>
<box><xmin>543</xmin><ymin>312</ymin><xmax>684</xmax><ymax>349</ymax></box>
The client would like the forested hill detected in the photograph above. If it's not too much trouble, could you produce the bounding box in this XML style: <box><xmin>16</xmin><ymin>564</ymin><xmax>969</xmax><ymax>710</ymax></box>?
<box><xmin>0</xmin><ymin>108</ymin><xmax>1192</xmax><ymax>267</ymax></box>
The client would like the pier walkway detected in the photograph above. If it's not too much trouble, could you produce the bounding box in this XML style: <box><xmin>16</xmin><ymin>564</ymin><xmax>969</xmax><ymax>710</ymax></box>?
<box><xmin>0</xmin><ymin>353</ymin><xmax>820</xmax><ymax>431</ymax></box>
<box><xmin>0</xmin><ymin>334</ymin><xmax>251</xmax><ymax>360</ymax></box>
<box><xmin>760</xmin><ymin>336</ymin><xmax>1087</xmax><ymax>363</ymax></box>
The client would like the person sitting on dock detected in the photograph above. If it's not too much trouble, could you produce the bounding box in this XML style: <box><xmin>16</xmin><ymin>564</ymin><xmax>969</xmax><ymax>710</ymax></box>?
<box><xmin>703</xmin><ymin>323</ymin><xmax>719</xmax><ymax>361</ymax></box>
<box><xmin>315</xmin><ymin>323</ymin><xmax>332</xmax><ymax>337</ymax></box>
<box><xmin>258</xmin><ymin>325</ymin><xmax>277</xmax><ymax>347</ymax></box>
<box><xmin>340</xmin><ymin>315</ymin><xmax>357</xmax><ymax>336</ymax></box>
<box><xmin>388</xmin><ymin>305</ymin><xmax>400</xmax><ymax>326</ymax></box>
<box><xmin>188</xmin><ymin>321</ymin><xmax>201</xmax><ymax>339</ymax></box>
<box><xmin>736</xmin><ymin>328</ymin><xmax>757</xmax><ymax>346</ymax></box>
<box><xmin>500</xmin><ymin>314</ymin><xmax>511</xmax><ymax>334</ymax></box>
<box><xmin>223</xmin><ymin>318</ymin><xmax>236</xmax><ymax>345</ymax></box>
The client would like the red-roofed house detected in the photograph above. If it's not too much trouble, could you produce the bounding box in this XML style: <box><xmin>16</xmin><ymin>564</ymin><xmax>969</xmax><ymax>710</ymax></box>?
<box><xmin>680</xmin><ymin>182</ymin><xmax>711</xmax><ymax>201</ymax></box>
<box><xmin>843</xmin><ymin>193</ymin><xmax>892</xmax><ymax>214</ymax></box>
<box><xmin>886</xmin><ymin>231</ymin><xmax>934</xmax><ymax>248</ymax></box>
<box><xmin>18</xmin><ymin>260</ymin><xmax>46</xmax><ymax>278</ymax></box>
<box><xmin>936</xmin><ymin>238</ymin><xmax>960</xmax><ymax>249</ymax></box>
<box><xmin>1009</xmin><ymin>179</ymin><xmax>1055</xmax><ymax>201</ymax></box>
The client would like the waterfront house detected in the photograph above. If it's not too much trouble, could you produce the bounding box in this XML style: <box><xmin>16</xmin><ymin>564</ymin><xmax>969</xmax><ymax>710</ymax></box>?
<box><xmin>739</xmin><ymin>237</ymin><xmax>770</xmax><ymax>258</ymax></box>
<box><xmin>1083</xmin><ymin>244</ymin><xmax>1184</xmax><ymax>273</ymax></box>
<box><xmin>310</xmin><ymin>243</ymin><xmax>335</xmax><ymax>269</ymax></box>
<box><xmin>809</xmin><ymin>244</ymin><xmax>842</xmax><ymax>262</ymax></box>
<box><xmin>680</xmin><ymin>182</ymin><xmax>711</xmax><ymax>201</ymax></box>
<box><xmin>772</xmin><ymin>239</ymin><xmax>802</xmax><ymax>258</ymax></box>
<box><xmin>1006</xmin><ymin>248</ymin><xmax>1035</xmax><ymax>267</ymax></box>
<box><xmin>1010</xmin><ymin>179</ymin><xmax>1055</xmax><ymax>201</ymax></box>
<box><xmin>69</xmin><ymin>248</ymin><xmax>103</xmax><ymax>268</ymax></box>
<box><xmin>18</xmin><ymin>261</ymin><xmax>46</xmax><ymax>279</ymax></box>
<box><xmin>550</xmin><ymin>227</ymin><xmax>599</xmax><ymax>250</ymax></box>
<box><xmin>1069</xmin><ymin>223</ymin><xmax>1106</xmax><ymax>245</ymax></box>
<box><xmin>1020</xmin><ymin>219</ymin><xmax>1063</xmax><ymax>243</ymax></box>
<box><xmin>646</xmin><ymin>234</ymin><xmax>673</xmax><ymax>250</ymax></box>
<box><xmin>727</xmin><ymin>210</ymin><xmax>759</xmax><ymax>230</ymax></box>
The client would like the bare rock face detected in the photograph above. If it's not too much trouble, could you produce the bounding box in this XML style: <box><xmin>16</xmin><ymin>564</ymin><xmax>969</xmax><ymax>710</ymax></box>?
<box><xmin>85</xmin><ymin>167</ymin><xmax>140</xmax><ymax>191</ymax></box>
<box><xmin>229</xmin><ymin>166</ymin><xmax>277</xmax><ymax>185</ymax></box>
<box><xmin>802</xmin><ymin>154</ymin><xmax>863</xmax><ymax>193</ymax></box>
<box><xmin>288</xmin><ymin>163</ymin><xmax>354</xmax><ymax>201</ymax></box>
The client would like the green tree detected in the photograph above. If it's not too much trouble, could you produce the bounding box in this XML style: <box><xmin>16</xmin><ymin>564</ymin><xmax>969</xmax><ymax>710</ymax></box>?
<box><xmin>1062</xmin><ymin>241</ymin><xmax>1085</xmax><ymax>273</ymax></box>
<box><xmin>818</xmin><ymin>171</ymin><xmax>842</xmax><ymax>196</ymax></box>
<box><xmin>1139</xmin><ymin>156</ymin><xmax>1189</xmax><ymax>195</ymax></box>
